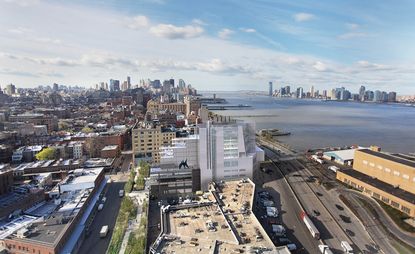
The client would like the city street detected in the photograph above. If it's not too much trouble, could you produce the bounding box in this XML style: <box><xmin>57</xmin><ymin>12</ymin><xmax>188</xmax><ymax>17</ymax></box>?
<box><xmin>78</xmin><ymin>180</ymin><xmax>126</xmax><ymax>254</ymax></box>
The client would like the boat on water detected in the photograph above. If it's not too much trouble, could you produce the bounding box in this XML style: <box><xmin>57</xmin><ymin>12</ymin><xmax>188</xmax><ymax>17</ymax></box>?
<box><xmin>258</xmin><ymin>128</ymin><xmax>291</xmax><ymax>137</ymax></box>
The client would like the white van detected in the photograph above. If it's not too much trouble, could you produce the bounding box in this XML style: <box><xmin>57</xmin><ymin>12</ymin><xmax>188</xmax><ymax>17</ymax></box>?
<box><xmin>100</xmin><ymin>225</ymin><xmax>109</xmax><ymax>238</ymax></box>
<box><xmin>98</xmin><ymin>203</ymin><xmax>104</xmax><ymax>211</ymax></box>
<box><xmin>341</xmin><ymin>241</ymin><xmax>353</xmax><ymax>254</ymax></box>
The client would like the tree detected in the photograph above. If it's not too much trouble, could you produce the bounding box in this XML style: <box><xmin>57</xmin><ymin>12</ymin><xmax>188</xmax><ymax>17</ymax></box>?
<box><xmin>58</xmin><ymin>121</ymin><xmax>69</xmax><ymax>131</ymax></box>
<box><xmin>35</xmin><ymin>147</ymin><xmax>56</xmax><ymax>161</ymax></box>
<box><xmin>81</xmin><ymin>127</ymin><xmax>93</xmax><ymax>133</ymax></box>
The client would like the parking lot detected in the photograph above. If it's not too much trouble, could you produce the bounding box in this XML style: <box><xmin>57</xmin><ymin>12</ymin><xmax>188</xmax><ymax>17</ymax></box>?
<box><xmin>253</xmin><ymin>158</ymin><xmax>321</xmax><ymax>253</ymax></box>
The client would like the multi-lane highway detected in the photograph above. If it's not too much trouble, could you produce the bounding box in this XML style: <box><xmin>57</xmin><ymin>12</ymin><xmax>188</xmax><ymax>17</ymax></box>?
<box><xmin>261</xmin><ymin>145</ymin><xmax>383</xmax><ymax>254</ymax></box>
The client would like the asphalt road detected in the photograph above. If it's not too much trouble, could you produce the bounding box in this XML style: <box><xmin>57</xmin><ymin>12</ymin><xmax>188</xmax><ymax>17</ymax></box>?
<box><xmin>254</xmin><ymin>157</ymin><xmax>320</xmax><ymax>253</ymax></box>
<box><xmin>78</xmin><ymin>181</ymin><xmax>125</xmax><ymax>254</ymax></box>
<box><xmin>340</xmin><ymin>189</ymin><xmax>398</xmax><ymax>254</ymax></box>
<box><xmin>263</xmin><ymin>146</ymin><xmax>370</xmax><ymax>254</ymax></box>
<box><xmin>287</xmin><ymin>160</ymin><xmax>377</xmax><ymax>254</ymax></box>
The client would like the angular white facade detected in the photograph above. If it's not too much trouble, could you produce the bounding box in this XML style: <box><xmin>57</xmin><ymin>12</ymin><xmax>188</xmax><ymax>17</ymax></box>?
<box><xmin>159</xmin><ymin>135</ymin><xmax>199</xmax><ymax>167</ymax></box>
<box><xmin>198</xmin><ymin>121</ymin><xmax>257</xmax><ymax>190</ymax></box>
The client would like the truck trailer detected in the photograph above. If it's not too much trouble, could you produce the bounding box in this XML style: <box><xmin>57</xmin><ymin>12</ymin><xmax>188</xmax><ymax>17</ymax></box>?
<box><xmin>300</xmin><ymin>211</ymin><xmax>320</xmax><ymax>239</ymax></box>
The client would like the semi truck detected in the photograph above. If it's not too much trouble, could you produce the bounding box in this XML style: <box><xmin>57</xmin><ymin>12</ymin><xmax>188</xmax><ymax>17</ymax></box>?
<box><xmin>100</xmin><ymin>225</ymin><xmax>109</xmax><ymax>238</ymax></box>
<box><xmin>300</xmin><ymin>211</ymin><xmax>320</xmax><ymax>239</ymax></box>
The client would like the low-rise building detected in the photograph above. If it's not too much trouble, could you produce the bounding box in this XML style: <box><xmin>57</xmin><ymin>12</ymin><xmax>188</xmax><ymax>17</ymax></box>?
<box><xmin>337</xmin><ymin>147</ymin><xmax>415</xmax><ymax>218</ymax></box>
<box><xmin>323</xmin><ymin>147</ymin><xmax>363</xmax><ymax>166</ymax></box>
<box><xmin>150</xmin><ymin>179</ymin><xmax>289</xmax><ymax>254</ymax></box>
<box><xmin>0</xmin><ymin>167</ymin><xmax>105</xmax><ymax>254</ymax></box>
<box><xmin>100</xmin><ymin>145</ymin><xmax>120</xmax><ymax>158</ymax></box>
<box><xmin>0</xmin><ymin>165</ymin><xmax>13</xmax><ymax>195</ymax></box>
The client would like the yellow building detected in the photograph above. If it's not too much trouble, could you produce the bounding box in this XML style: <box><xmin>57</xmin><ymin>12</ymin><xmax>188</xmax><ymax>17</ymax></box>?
<box><xmin>146</xmin><ymin>99</ymin><xmax>186</xmax><ymax>114</ymax></box>
<box><xmin>353</xmin><ymin>149</ymin><xmax>415</xmax><ymax>194</ymax></box>
<box><xmin>132</xmin><ymin>125</ymin><xmax>176</xmax><ymax>164</ymax></box>
<box><xmin>337</xmin><ymin>148</ymin><xmax>415</xmax><ymax>217</ymax></box>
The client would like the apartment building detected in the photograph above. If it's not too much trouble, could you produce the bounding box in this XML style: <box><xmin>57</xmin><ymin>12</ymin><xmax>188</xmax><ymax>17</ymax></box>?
<box><xmin>132</xmin><ymin>125</ymin><xmax>176</xmax><ymax>164</ymax></box>
<box><xmin>9</xmin><ymin>113</ymin><xmax>58</xmax><ymax>134</ymax></box>
<box><xmin>337</xmin><ymin>147</ymin><xmax>415</xmax><ymax>217</ymax></box>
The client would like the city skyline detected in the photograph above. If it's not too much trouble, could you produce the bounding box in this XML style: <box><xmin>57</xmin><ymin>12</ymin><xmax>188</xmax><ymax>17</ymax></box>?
<box><xmin>1</xmin><ymin>0</ymin><xmax>415</xmax><ymax>94</ymax></box>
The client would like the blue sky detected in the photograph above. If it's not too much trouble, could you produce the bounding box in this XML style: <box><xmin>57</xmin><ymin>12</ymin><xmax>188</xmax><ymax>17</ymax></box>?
<box><xmin>1</xmin><ymin>0</ymin><xmax>415</xmax><ymax>94</ymax></box>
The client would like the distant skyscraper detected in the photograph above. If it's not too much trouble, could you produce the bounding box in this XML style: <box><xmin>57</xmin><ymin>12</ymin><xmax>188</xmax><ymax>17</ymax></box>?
<box><xmin>322</xmin><ymin>90</ymin><xmax>327</xmax><ymax>98</ymax></box>
<box><xmin>268</xmin><ymin>82</ymin><xmax>273</xmax><ymax>96</ymax></box>
<box><xmin>310</xmin><ymin>86</ymin><xmax>315</xmax><ymax>98</ymax></box>
<box><xmin>163</xmin><ymin>80</ymin><xmax>172</xmax><ymax>94</ymax></box>
<box><xmin>178</xmin><ymin>79</ymin><xmax>186</xmax><ymax>90</ymax></box>
<box><xmin>381</xmin><ymin>91</ymin><xmax>388</xmax><ymax>102</ymax></box>
<box><xmin>152</xmin><ymin>79</ymin><xmax>161</xmax><ymax>89</ymax></box>
<box><xmin>110</xmin><ymin>79</ymin><xmax>120</xmax><ymax>91</ymax></box>
<box><xmin>5</xmin><ymin>83</ymin><xmax>16</xmax><ymax>95</ymax></box>
<box><xmin>388</xmin><ymin>92</ymin><xmax>397</xmax><ymax>102</ymax></box>
<box><xmin>359</xmin><ymin>85</ymin><xmax>366</xmax><ymax>101</ymax></box>
<box><xmin>296</xmin><ymin>87</ymin><xmax>303</xmax><ymax>98</ymax></box>
<box><xmin>169</xmin><ymin>78</ymin><xmax>175</xmax><ymax>87</ymax></box>
<box><xmin>127</xmin><ymin>76</ymin><xmax>131</xmax><ymax>89</ymax></box>
<box><xmin>365</xmin><ymin>90</ymin><xmax>374</xmax><ymax>101</ymax></box>
<box><xmin>280</xmin><ymin>86</ymin><xmax>286</xmax><ymax>97</ymax></box>
<box><xmin>53</xmin><ymin>83</ymin><xmax>59</xmax><ymax>91</ymax></box>
<box><xmin>285</xmin><ymin>85</ymin><xmax>290</xmax><ymax>95</ymax></box>
<box><xmin>373</xmin><ymin>90</ymin><xmax>382</xmax><ymax>102</ymax></box>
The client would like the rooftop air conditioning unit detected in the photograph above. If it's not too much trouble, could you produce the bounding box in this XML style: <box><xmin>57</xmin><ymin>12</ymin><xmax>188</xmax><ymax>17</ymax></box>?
<box><xmin>16</xmin><ymin>228</ymin><xmax>29</xmax><ymax>238</ymax></box>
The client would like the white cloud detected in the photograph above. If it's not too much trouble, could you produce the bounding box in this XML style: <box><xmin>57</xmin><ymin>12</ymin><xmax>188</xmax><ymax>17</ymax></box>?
<box><xmin>191</xmin><ymin>19</ymin><xmax>207</xmax><ymax>26</ymax></box>
<box><xmin>240</xmin><ymin>28</ymin><xmax>256</xmax><ymax>33</ymax></box>
<box><xmin>2</xmin><ymin>0</ymin><xmax>39</xmax><ymax>7</ymax></box>
<box><xmin>126</xmin><ymin>15</ymin><xmax>149</xmax><ymax>30</ymax></box>
<box><xmin>313</xmin><ymin>61</ymin><xmax>328</xmax><ymax>71</ymax></box>
<box><xmin>33</xmin><ymin>37</ymin><xmax>62</xmax><ymax>44</ymax></box>
<box><xmin>337</xmin><ymin>32</ymin><xmax>369</xmax><ymax>40</ymax></box>
<box><xmin>7</xmin><ymin>26</ymin><xmax>32</xmax><ymax>35</ymax></box>
<box><xmin>218</xmin><ymin>28</ymin><xmax>234</xmax><ymax>39</ymax></box>
<box><xmin>293</xmin><ymin>12</ymin><xmax>315</xmax><ymax>22</ymax></box>
<box><xmin>149</xmin><ymin>24</ymin><xmax>204</xmax><ymax>39</ymax></box>
<box><xmin>346</xmin><ymin>23</ymin><xmax>359</xmax><ymax>30</ymax></box>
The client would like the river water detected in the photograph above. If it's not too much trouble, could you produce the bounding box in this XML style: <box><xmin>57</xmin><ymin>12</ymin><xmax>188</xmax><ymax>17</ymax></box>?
<box><xmin>209</xmin><ymin>92</ymin><xmax>415</xmax><ymax>153</ymax></box>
